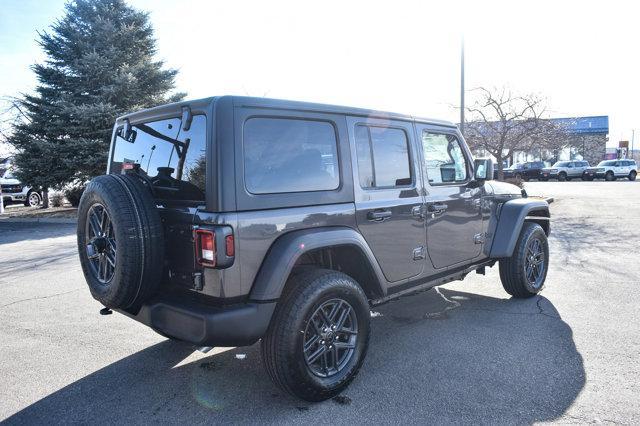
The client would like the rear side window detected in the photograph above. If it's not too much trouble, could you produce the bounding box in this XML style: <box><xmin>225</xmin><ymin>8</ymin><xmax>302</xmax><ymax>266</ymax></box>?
<box><xmin>354</xmin><ymin>125</ymin><xmax>412</xmax><ymax>188</ymax></box>
<box><xmin>243</xmin><ymin>118</ymin><xmax>339</xmax><ymax>194</ymax></box>
<box><xmin>110</xmin><ymin>115</ymin><xmax>207</xmax><ymax>201</ymax></box>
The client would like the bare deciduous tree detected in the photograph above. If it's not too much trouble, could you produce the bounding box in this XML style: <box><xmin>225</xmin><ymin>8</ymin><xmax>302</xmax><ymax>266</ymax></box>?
<box><xmin>464</xmin><ymin>87</ymin><xmax>560</xmax><ymax>179</ymax></box>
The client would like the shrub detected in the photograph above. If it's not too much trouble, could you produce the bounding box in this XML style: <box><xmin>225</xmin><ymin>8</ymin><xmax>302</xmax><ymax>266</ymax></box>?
<box><xmin>50</xmin><ymin>193</ymin><xmax>65</xmax><ymax>207</ymax></box>
<box><xmin>64</xmin><ymin>186</ymin><xmax>85</xmax><ymax>207</ymax></box>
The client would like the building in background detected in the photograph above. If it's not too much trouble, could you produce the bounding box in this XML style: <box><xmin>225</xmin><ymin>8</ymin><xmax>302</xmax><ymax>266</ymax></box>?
<box><xmin>510</xmin><ymin>115</ymin><xmax>608</xmax><ymax>166</ymax></box>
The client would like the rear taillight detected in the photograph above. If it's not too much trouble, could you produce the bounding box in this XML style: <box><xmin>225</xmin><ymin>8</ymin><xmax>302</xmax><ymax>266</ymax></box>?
<box><xmin>195</xmin><ymin>229</ymin><xmax>216</xmax><ymax>267</ymax></box>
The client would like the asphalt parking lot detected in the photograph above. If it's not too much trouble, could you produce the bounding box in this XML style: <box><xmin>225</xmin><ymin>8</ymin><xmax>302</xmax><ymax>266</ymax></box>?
<box><xmin>1</xmin><ymin>180</ymin><xmax>639</xmax><ymax>424</ymax></box>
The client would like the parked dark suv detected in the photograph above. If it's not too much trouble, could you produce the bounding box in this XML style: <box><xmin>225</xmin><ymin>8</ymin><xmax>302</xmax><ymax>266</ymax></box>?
<box><xmin>499</xmin><ymin>161</ymin><xmax>546</xmax><ymax>181</ymax></box>
<box><xmin>77</xmin><ymin>96</ymin><xmax>551</xmax><ymax>401</ymax></box>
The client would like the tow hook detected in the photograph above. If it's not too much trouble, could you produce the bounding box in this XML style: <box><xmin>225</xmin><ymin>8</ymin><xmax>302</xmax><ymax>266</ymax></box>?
<box><xmin>99</xmin><ymin>307</ymin><xmax>113</xmax><ymax>315</ymax></box>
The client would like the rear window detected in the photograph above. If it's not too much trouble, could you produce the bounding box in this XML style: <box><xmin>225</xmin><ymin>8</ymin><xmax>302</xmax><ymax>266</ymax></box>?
<box><xmin>110</xmin><ymin>115</ymin><xmax>207</xmax><ymax>201</ymax></box>
<box><xmin>243</xmin><ymin>117</ymin><xmax>339</xmax><ymax>194</ymax></box>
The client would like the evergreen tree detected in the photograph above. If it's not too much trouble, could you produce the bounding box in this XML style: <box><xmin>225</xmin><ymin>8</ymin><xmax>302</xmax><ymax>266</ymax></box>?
<box><xmin>9</xmin><ymin>0</ymin><xmax>183</xmax><ymax>206</ymax></box>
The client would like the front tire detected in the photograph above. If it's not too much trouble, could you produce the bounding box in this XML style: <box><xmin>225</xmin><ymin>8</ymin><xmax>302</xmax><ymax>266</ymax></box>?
<box><xmin>605</xmin><ymin>171</ymin><xmax>615</xmax><ymax>181</ymax></box>
<box><xmin>558</xmin><ymin>172</ymin><xmax>567</xmax><ymax>182</ymax></box>
<box><xmin>499</xmin><ymin>222</ymin><xmax>549</xmax><ymax>298</ymax></box>
<box><xmin>261</xmin><ymin>268</ymin><xmax>370</xmax><ymax>401</ymax></box>
<box><xmin>629</xmin><ymin>171</ymin><xmax>637</xmax><ymax>181</ymax></box>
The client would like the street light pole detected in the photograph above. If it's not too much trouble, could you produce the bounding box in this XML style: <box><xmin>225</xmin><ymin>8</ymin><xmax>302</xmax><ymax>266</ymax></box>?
<box><xmin>460</xmin><ymin>37</ymin><xmax>465</xmax><ymax>136</ymax></box>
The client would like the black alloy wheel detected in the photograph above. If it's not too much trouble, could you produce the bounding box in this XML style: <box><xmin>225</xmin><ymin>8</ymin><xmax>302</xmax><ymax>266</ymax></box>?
<box><xmin>524</xmin><ymin>237</ymin><xmax>545</xmax><ymax>290</ymax></box>
<box><xmin>303</xmin><ymin>299</ymin><xmax>358</xmax><ymax>378</ymax></box>
<box><xmin>85</xmin><ymin>203</ymin><xmax>116</xmax><ymax>284</ymax></box>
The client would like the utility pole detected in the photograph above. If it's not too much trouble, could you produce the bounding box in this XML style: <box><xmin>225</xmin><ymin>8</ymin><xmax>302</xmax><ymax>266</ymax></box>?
<box><xmin>460</xmin><ymin>37</ymin><xmax>465</xmax><ymax>136</ymax></box>
<box><xmin>632</xmin><ymin>129</ymin><xmax>636</xmax><ymax>161</ymax></box>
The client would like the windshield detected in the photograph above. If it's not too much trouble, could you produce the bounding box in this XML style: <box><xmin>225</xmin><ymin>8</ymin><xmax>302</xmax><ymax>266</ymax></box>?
<box><xmin>109</xmin><ymin>114</ymin><xmax>207</xmax><ymax>202</ymax></box>
<box><xmin>508</xmin><ymin>163</ymin><xmax>523</xmax><ymax>170</ymax></box>
<box><xmin>553</xmin><ymin>161</ymin><xmax>569</xmax><ymax>167</ymax></box>
<box><xmin>1</xmin><ymin>169</ymin><xmax>15</xmax><ymax>179</ymax></box>
<box><xmin>598</xmin><ymin>160</ymin><xmax>616</xmax><ymax>166</ymax></box>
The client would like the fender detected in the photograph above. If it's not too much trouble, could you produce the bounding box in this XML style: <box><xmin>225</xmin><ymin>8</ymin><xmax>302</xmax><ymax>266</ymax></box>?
<box><xmin>249</xmin><ymin>226</ymin><xmax>387</xmax><ymax>301</ymax></box>
<box><xmin>489</xmin><ymin>198</ymin><xmax>549</xmax><ymax>258</ymax></box>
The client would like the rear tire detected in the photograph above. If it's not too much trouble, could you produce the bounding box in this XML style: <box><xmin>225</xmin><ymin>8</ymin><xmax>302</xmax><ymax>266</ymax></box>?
<box><xmin>499</xmin><ymin>222</ymin><xmax>549</xmax><ymax>298</ymax></box>
<box><xmin>24</xmin><ymin>191</ymin><xmax>41</xmax><ymax>207</ymax></box>
<box><xmin>629</xmin><ymin>171</ymin><xmax>637</xmax><ymax>181</ymax></box>
<box><xmin>261</xmin><ymin>268</ymin><xmax>370</xmax><ymax>401</ymax></box>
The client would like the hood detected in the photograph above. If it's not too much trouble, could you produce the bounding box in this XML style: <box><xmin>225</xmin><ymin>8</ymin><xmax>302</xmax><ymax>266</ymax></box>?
<box><xmin>0</xmin><ymin>177</ymin><xmax>21</xmax><ymax>185</ymax></box>
<box><xmin>484</xmin><ymin>180</ymin><xmax>523</xmax><ymax>197</ymax></box>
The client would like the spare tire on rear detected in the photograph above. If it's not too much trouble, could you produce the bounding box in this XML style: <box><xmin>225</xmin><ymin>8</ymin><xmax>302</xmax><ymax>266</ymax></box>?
<box><xmin>77</xmin><ymin>174</ymin><xmax>164</xmax><ymax>310</ymax></box>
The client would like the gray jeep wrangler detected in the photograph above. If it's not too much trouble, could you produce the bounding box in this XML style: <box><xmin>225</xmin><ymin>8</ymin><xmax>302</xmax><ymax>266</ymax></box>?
<box><xmin>77</xmin><ymin>96</ymin><xmax>550</xmax><ymax>401</ymax></box>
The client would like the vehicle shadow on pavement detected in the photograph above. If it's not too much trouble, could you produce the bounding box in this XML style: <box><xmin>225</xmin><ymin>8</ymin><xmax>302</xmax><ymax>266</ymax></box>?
<box><xmin>5</xmin><ymin>288</ymin><xmax>585</xmax><ymax>424</ymax></box>
<box><xmin>0</xmin><ymin>222</ymin><xmax>76</xmax><ymax>245</ymax></box>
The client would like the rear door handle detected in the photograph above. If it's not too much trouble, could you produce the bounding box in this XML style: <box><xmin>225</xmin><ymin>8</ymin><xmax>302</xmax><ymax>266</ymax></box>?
<box><xmin>428</xmin><ymin>203</ymin><xmax>448</xmax><ymax>214</ymax></box>
<box><xmin>367</xmin><ymin>210</ymin><xmax>392</xmax><ymax>221</ymax></box>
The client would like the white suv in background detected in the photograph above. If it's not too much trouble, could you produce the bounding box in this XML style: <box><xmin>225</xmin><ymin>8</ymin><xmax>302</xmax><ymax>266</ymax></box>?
<box><xmin>592</xmin><ymin>159</ymin><xmax>637</xmax><ymax>181</ymax></box>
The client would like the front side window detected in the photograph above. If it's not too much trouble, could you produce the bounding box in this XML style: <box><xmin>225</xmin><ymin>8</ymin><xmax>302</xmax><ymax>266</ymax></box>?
<box><xmin>354</xmin><ymin>125</ymin><xmax>412</xmax><ymax>188</ymax></box>
<box><xmin>421</xmin><ymin>132</ymin><xmax>468</xmax><ymax>184</ymax></box>
<box><xmin>243</xmin><ymin>117</ymin><xmax>339</xmax><ymax>194</ymax></box>
<box><xmin>110</xmin><ymin>115</ymin><xmax>207</xmax><ymax>201</ymax></box>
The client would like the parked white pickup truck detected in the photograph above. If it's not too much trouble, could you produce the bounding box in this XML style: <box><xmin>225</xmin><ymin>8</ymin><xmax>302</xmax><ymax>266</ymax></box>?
<box><xmin>0</xmin><ymin>169</ymin><xmax>42</xmax><ymax>207</ymax></box>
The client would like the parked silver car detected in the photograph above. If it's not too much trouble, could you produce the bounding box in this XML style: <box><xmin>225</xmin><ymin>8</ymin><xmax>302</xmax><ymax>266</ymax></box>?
<box><xmin>543</xmin><ymin>160</ymin><xmax>590</xmax><ymax>181</ymax></box>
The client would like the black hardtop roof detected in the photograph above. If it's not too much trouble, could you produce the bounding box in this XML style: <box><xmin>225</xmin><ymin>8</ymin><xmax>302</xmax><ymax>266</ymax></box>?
<box><xmin>117</xmin><ymin>95</ymin><xmax>457</xmax><ymax>129</ymax></box>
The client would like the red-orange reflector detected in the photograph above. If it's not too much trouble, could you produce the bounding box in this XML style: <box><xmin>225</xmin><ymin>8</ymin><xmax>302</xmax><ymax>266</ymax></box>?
<box><xmin>225</xmin><ymin>235</ymin><xmax>234</xmax><ymax>257</ymax></box>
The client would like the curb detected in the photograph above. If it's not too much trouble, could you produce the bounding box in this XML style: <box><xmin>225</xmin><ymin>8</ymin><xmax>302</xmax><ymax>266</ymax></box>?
<box><xmin>0</xmin><ymin>217</ymin><xmax>77</xmax><ymax>224</ymax></box>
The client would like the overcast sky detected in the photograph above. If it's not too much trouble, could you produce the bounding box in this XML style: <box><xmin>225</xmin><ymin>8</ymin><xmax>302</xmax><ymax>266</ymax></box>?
<box><xmin>1</xmin><ymin>0</ymin><xmax>638</xmax><ymax>157</ymax></box>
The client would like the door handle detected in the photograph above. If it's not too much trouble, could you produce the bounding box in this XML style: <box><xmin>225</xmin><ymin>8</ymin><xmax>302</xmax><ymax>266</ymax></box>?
<box><xmin>367</xmin><ymin>210</ymin><xmax>392</xmax><ymax>221</ymax></box>
<box><xmin>428</xmin><ymin>203</ymin><xmax>448</xmax><ymax>214</ymax></box>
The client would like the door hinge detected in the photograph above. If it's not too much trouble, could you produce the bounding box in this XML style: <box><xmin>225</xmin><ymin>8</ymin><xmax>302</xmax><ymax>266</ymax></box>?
<box><xmin>474</xmin><ymin>233</ymin><xmax>486</xmax><ymax>244</ymax></box>
<box><xmin>413</xmin><ymin>246</ymin><xmax>426</xmax><ymax>260</ymax></box>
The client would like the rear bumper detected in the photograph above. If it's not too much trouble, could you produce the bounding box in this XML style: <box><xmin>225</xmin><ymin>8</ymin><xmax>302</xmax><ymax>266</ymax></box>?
<box><xmin>118</xmin><ymin>296</ymin><xmax>277</xmax><ymax>347</ymax></box>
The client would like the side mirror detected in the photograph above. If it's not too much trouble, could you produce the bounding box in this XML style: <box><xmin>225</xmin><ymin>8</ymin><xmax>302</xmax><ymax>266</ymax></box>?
<box><xmin>474</xmin><ymin>158</ymin><xmax>494</xmax><ymax>181</ymax></box>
